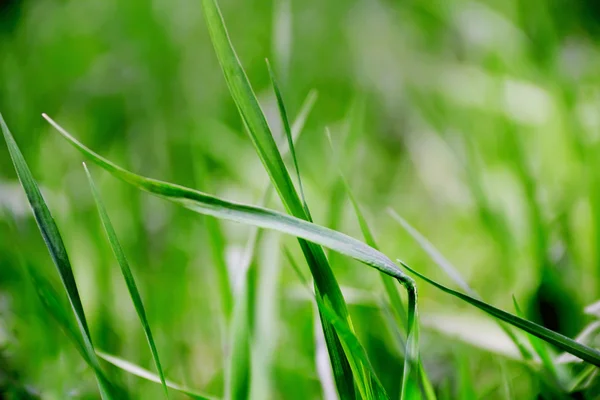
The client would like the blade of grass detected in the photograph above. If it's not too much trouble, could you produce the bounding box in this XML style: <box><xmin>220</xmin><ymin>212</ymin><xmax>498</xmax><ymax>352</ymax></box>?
<box><xmin>401</xmin><ymin>262</ymin><xmax>600</xmax><ymax>366</ymax></box>
<box><xmin>44</xmin><ymin>113</ymin><xmax>421</xmax><ymax>398</ymax></box>
<box><xmin>97</xmin><ymin>352</ymin><xmax>218</xmax><ymax>400</ymax></box>
<box><xmin>0</xmin><ymin>112</ymin><xmax>117</xmax><ymax>399</ymax></box>
<box><xmin>199</xmin><ymin>0</ymin><xmax>356</xmax><ymax>394</ymax></box>
<box><xmin>512</xmin><ymin>296</ymin><xmax>560</xmax><ymax>383</ymax></box>
<box><xmin>84</xmin><ymin>164</ymin><xmax>169</xmax><ymax>399</ymax></box>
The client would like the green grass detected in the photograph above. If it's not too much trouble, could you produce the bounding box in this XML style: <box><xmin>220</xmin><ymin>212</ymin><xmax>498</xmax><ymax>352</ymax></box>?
<box><xmin>2</xmin><ymin>0</ymin><xmax>600</xmax><ymax>398</ymax></box>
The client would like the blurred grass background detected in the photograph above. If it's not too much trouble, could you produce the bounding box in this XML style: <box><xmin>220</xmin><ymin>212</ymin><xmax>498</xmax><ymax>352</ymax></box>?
<box><xmin>2</xmin><ymin>0</ymin><xmax>600</xmax><ymax>398</ymax></box>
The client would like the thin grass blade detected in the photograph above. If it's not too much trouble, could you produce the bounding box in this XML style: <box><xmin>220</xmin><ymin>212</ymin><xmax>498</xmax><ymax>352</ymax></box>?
<box><xmin>0</xmin><ymin>113</ymin><xmax>117</xmax><ymax>399</ymax></box>
<box><xmin>401</xmin><ymin>263</ymin><xmax>600</xmax><ymax>366</ymax></box>
<box><xmin>97</xmin><ymin>352</ymin><xmax>218</xmax><ymax>400</ymax></box>
<box><xmin>84</xmin><ymin>164</ymin><xmax>169</xmax><ymax>399</ymax></box>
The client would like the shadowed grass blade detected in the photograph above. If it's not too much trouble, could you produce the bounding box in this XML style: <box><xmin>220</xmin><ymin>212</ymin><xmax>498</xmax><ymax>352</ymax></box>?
<box><xmin>401</xmin><ymin>263</ymin><xmax>600</xmax><ymax>366</ymax></box>
<box><xmin>84</xmin><ymin>164</ymin><xmax>169</xmax><ymax>399</ymax></box>
<box><xmin>0</xmin><ymin>112</ymin><xmax>117</xmax><ymax>399</ymax></box>
<box><xmin>97</xmin><ymin>352</ymin><xmax>218</xmax><ymax>400</ymax></box>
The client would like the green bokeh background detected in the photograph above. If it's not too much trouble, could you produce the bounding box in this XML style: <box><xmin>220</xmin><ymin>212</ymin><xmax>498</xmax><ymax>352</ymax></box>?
<box><xmin>2</xmin><ymin>0</ymin><xmax>600</xmax><ymax>398</ymax></box>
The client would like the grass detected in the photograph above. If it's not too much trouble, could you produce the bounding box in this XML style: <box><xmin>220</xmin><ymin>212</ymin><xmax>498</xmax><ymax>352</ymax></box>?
<box><xmin>2</xmin><ymin>0</ymin><xmax>600</xmax><ymax>398</ymax></box>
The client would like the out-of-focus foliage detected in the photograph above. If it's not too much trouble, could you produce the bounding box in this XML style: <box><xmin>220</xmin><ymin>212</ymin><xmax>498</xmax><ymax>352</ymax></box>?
<box><xmin>2</xmin><ymin>0</ymin><xmax>600</xmax><ymax>398</ymax></box>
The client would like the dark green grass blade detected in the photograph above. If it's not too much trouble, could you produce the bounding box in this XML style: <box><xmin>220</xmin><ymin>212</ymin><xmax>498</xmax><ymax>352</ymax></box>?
<box><xmin>97</xmin><ymin>352</ymin><xmax>218</xmax><ymax>400</ymax></box>
<box><xmin>84</xmin><ymin>164</ymin><xmax>169</xmax><ymax>399</ymax></box>
<box><xmin>326</xmin><ymin>130</ymin><xmax>421</xmax><ymax>399</ymax></box>
<box><xmin>401</xmin><ymin>263</ymin><xmax>600</xmax><ymax>366</ymax></box>
<box><xmin>0</xmin><ymin>113</ymin><xmax>117</xmax><ymax>399</ymax></box>
<box><xmin>512</xmin><ymin>296</ymin><xmax>562</xmax><ymax>386</ymax></box>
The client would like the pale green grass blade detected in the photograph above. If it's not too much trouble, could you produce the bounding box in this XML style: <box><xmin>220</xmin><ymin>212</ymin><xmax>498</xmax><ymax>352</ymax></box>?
<box><xmin>0</xmin><ymin>113</ymin><xmax>117</xmax><ymax>399</ymax></box>
<box><xmin>226</xmin><ymin>227</ymin><xmax>260</xmax><ymax>400</ymax></box>
<box><xmin>458</xmin><ymin>355</ymin><xmax>476</xmax><ymax>400</ymax></box>
<box><xmin>401</xmin><ymin>263</ymin><xmax>600</xmax><ymax>366</ymax></box>
<box><xmin>84</xmin><ymin>164</ymin><xmax>169</xmax><ymax>399</ymax></box>
<box><xmin>44</xmin><ymin>113</ymin><xmax>421</xmax><ymax>398</ymax></box>
<box><xmin>199</xmin><ymin>0</ymin><xmax>355</xmax><ymax>395</ymax></box>
<box><xmin>97</xmin><ymin>352</ymin><xmax>218</xmax><ymax>400</ymax></box>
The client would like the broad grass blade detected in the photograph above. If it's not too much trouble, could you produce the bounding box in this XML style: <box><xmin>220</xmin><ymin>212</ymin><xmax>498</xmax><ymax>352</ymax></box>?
<box><xmin>0</xmin><ymin>113</ymin><xmax>117</xmax><ymax>399</ymax></box>
<box><xmin>401</xmin><ymin>263</ymin><xmax>600</xmax><ymax>367</ymax></box>
<box><xmin>97</xmin><ymin>352</ymin><xmax>217</xmax><ymax>400</ymax></box>
<box><xmin>85</xmin><ymin>164</ymin><xmax>169</xmax><ymax>398</ymax></box>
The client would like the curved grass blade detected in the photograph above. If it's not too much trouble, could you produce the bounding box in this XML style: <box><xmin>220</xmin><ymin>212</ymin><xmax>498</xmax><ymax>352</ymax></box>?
<box><xmin>97</xmin><ymin>352</ymin><xmax>218</xmax><ymax>400</ymax></box>
<box><xmin>44</xmin><ymin>113</ymin><xmax>423</xmax><ymax>396</ymax></box>
<box><xmin>401</xmin><ymin>263</ymin><xmax>600</xmax><ymax>367</ymax></box>
<box><xmin>199</xmin><ymin>0</ymin><xmax>355</xmax><ymax>395</ymax></box>
<box><xmin>84</xmin><ymin>164</ymin><xmax>169</xmax><ymax>399</ymax></box>
<box><xmin>43</xmin><ymin>114</ymin><xmax>412</xmax><ymax>292</ymax></box>
<box><xmin>0</xmin><ymin>113</ymin><xmax>117</xmax><ymax>399</ymax></box>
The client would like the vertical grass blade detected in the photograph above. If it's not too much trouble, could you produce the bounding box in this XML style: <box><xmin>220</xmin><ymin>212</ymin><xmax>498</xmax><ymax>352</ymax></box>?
<box><xmin>84</xmin><ymin>164</ymin><xmax>169</xmax><ymax>399</ymax></box>
<box><xmin>0</xmin><ymin>112</ymin><xmax>118</xmax><ymax>399</ymax></box>
<box><xmin>199</xmin><ymin>0</ymin><xmax>357</xmax><ymax>396</ymax></box>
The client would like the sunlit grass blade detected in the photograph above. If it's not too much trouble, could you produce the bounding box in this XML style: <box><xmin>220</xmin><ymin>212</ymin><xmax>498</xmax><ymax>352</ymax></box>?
<box><xmin>97</xmin><ymin>352</ymin><xmax>218</xmax><ymax>400</ymax></box>
<box><xmin>0</xmin><ymin>112</ymin><xmax>117</xmax><ymax>399</ymax></box>
<box><xmin>458</xmin><ymin>355</ymin><xmax>476</xmax><ymax>400</ymax></box>
<box><xmin>44</xmin><ymin>113</ymin><xmax>422</xmax><ymax>398</ymax></box>
<box><xmin>325</xmin><ymin>130</ymin><xmax>420</xmax><ymax>399</ymax></box>
<box><xmin>84</xmin><ymin>164</ymin><xmax>169</xmax><ymax>399</ymax></box>
<box><xmin>401</xmin><ymin>263</ymin><xmax>600</xmax><ymax>366</ymax></box>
